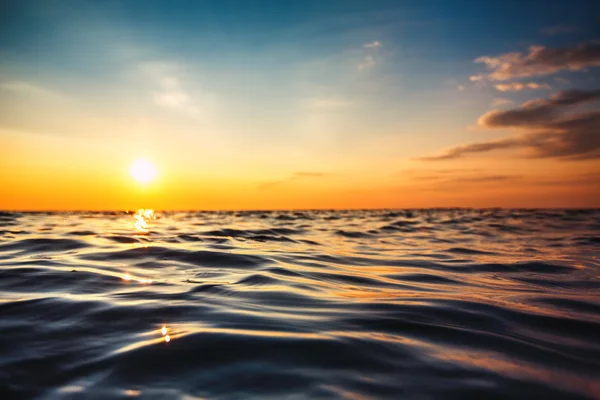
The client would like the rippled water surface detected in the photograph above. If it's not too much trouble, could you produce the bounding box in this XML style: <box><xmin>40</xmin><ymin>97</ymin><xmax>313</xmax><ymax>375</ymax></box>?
<box><xmin>1</xmin><ymin>209</ymin><xmax>599</xmax><ymax>399</ymax></box>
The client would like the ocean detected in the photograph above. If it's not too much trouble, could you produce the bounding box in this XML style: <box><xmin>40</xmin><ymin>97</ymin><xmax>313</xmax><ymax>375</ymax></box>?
<box><xmin>0</xmin><ymin>209</ymin><xmax>599</xmax><ymax>399</ymax></box>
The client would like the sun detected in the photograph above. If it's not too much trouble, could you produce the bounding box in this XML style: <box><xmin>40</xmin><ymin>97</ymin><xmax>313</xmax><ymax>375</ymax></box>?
<box><xmin>130</xmin><ymin>159</ymin><xmax>157</xmax><ymax>184</ymax></box>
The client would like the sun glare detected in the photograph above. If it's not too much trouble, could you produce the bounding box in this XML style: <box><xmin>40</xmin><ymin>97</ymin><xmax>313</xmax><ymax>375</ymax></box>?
<box><xmin>130</xmin><ymin>159</ymin><xmax>157</xmax><ymax>184</ymax></box>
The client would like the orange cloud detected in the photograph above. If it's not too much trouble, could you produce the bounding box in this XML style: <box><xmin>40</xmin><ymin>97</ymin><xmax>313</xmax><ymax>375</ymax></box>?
<box><xmin>475</xmin><ymin>41</ymin><xmax>600</xmax><ymax>80</ymax></box>
<box><xmin>491</xmin><ymin>98</ymin><xmax>512</xmax><ymax>106</ymax></box>
<box><xmin>494</xmin><ymin>82</ymin><xmax>551</xmax><ymax>92</ymax></box>
<box><xmin>421</xmin><ymin>90</ymin><xmax>600</xmax><ymax>160</ymax></box>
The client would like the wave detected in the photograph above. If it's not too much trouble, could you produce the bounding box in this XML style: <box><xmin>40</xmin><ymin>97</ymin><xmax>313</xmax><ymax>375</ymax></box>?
<box><xmin>0</xmin><ymin>209</ymin><xmax>598</xmax><ymax>399</ymax></box>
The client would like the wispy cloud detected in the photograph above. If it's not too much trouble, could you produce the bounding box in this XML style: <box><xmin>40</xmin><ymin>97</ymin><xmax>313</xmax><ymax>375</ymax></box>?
<box><xmin>401</xmin><ymin>168</ymin><xmax>522</xmax><ymax>187</ymax></box>
<box><xmin>259</xmin><ymin>172</ymin><xmax>329</xmax><ymax>189</ymax></box>
<box><xmin>358</xmin><ymin>55</ymin><xmax>376</xmax><ymax>70</ymax></box>
<box><xmin>153</xmin><ymin>76</ymin><xmax>199</xmax><ymax>115</ymax></box>
<box><xmin>420</xmin><ymin>139</ymin><xmax>521</xmax><ymax>161</ymax></box>
<box><xmin>491</xmin><ymin>97</ymin><xmax>512</xmax><ymax>106</ymax></box>
<box><xmin>494</xmin><ymin>82</ymin><xmax>551</xmax><ymax>92</ymax></box>
<box><xmin>400</xmin><ymin>168</ymin><xmax>484</xmax><ymax>176</ymax></box>
<box><xmin>541</xmin><ymin>25</ymin><xmax>579</xmax><ymax>36</ymax></box>
<box><xmin>404</xmin><ymin>169</ymin><xmax>599</xmax><ymax>193</ymax></box>
<box><xmin>421</xmin><ymin>89</ymin><xmax>600</xmax><ymax>161</ymax></box>
<box><xmin>475</xmin><ymin>41</ymin><xmax>600</xmax><ymax>80</ymax></box>
<box><xmin>139</xmin><ymin>61</ymin><xmax>215</xmax><ymax>117</ymax></box>
<box><xmin>358</xmin><ymin>41</ymin><xmax>382</xmax><ymax>70</ymax></box>
<box><xmin>364</xmin><ymin>41</ymin><xmax>382</xmax><ymax>49</ymax></box>
<box><xmin>452</xmin><ymin>175</ymin><xmax>520</xmax><ymax>183</ymax></box>
<box><xmin>1</xmin><ymin>81</ymin><xmax>59</xmax><ymax>98</ymax></box>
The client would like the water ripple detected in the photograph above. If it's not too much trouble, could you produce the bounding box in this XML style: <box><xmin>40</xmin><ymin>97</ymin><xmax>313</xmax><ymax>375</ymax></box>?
<box><xmin>0</xmin><ymin>209</ymin><xmax>599</xmax><ymax>399</ymax></box>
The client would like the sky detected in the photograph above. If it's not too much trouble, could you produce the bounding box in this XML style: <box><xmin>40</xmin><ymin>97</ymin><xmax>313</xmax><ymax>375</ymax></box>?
<box><xmin>1</xmin><ymin>0</ymin><xmax>599</xmax><ymax>210</ymax></box>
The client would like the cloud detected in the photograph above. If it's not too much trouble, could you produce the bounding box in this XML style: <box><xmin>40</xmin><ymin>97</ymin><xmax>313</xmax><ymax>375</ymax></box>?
<box><xmin>152</xmin><ymin>76</ymin><xmax>199</xmax><ymax>114</ymax></box>
<box><xmin>402</xmin><ymin>168</ymin><xmax>483</xmax><ymax>174</ymax></box>
<box><xmin>451</xmin><ymin>175</ymin><xmax>520</xmax><ymax>183</ymax></box>
<box><xmin>420</xmin><ymin>138</ymin><xmax>521</xmax><ymax>161</ymax></box>
<box><xmin>139</xmin><ymin>61</ymin><xmax>215</xmax><ymax>117</ymax></box>
<box><xmin>475</xmin><ymin>41</ymin><xmax>600</xmax><ymax>80</ymax></box>
<box><xmin>358</xmin><ymin>55</ymin><xmax>376</xmax><ymax>70</ymax></box>
<box><xmin>541</xmin><ymin>25</ymin><xmax>579</xmax><ymax>36</ymax></box>
<box><xmin>421</xmin><ymin>89</ymin><xmax>600</xmax><ymax>160</ymax></box>
<box><xmin>364</xmin><ymin>41</ymin><xmax>382</xmax><ymax>49</ymax></box>
<box><xmin>494</xmin><ymin>82</ymin><xmax>551</xmax><ymax>92</ymax></box>
<box><xmin>479</xmin><ymin>89</ymin><xmax>600</xmax><ymax>127</ymax></box>
<box><xmin>469</xmin><ymin>75</ymin><xmax>484</xmax><ymax>82</ymax></box>
<box><xmin>457</xmin><ymin>84</ymin><xmax>466</xmax><ymax>91</ymax></box>
<box><xmin>1</xmin><ymin>80</ymin><xmax>59</xmax><ymax>98</ymax></box>
<box><xmin>304</xmin><ymin>96</ymin><xmax>352</xmax><ymax>111</ymax></box>
<box><xmin>401</xmin><ymin>169</ymin><xmax>522</xmax><ymax>189</ymax></box>
<box><xmin>259</xmin><ymin>172</ymin><xmax>329</xmax><ymax>189</ymax></box>
<box><xmin>406</xmin><ymin>169</ymin><xmax>599</xmax><ymax>193</ymax></box>
<box><xmin>491</xmin><ymin>98</ymin><xmax>512</xmax><ymax>106</ymax></box>
<box><xmin>358</xmin><ymin>41</ymin><xmax>382</xmax><ymax>70</ymax></box>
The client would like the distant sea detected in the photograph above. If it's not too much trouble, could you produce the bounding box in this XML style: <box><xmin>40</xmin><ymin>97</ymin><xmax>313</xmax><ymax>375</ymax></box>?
<box><xmin>1</xmin><ymin>209</ymin><xmax>599</xmax><ymax>399</ymax></box>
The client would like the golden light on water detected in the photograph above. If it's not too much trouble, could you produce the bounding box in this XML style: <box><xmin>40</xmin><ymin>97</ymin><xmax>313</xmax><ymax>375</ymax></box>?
<box><xmin>121</xmin><ymin>273</ymin><xmax>152</xmax><ymax>284</ymax></box>
<box><xmin>133</xmin><ymin>209</ymin><xmax>155</xmax><ymax>233</ymax></box>
<box><xmin>129</xmin><ymin>159</ymin><xmax>157</xmax><ymax>184</ymax></box>
<box><xmin>161</xmin><ymin>325</ymin><xmax>171</xmax><ymax>342</ymax></box>
<box><xmin>140</xmin><ymin>209</ymin><xmax>155</xmax><ymax>219</ymax></box>
<box><xmin>133</xmin><ymin>215</ymin><xmax>147</xmax><ymax>232</ymax></box>
<box><xmin>120</xmin><ymin>209</ymin><xmax>157</xmax><ymax>285</ymax></box>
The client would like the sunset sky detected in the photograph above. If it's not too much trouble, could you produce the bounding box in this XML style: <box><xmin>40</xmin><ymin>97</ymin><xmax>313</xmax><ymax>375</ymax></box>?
<box><xmin>1</xmin><ymin>0</ymin><xmax>599</xmax><ymax>210</ymax></box>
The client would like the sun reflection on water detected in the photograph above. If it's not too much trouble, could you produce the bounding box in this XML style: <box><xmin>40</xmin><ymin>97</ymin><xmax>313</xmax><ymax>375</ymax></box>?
<box><xmin>121</xmin><ymin>273</ymin><xmax>153</xmax><ymax>284</ymax></box>
<box><xmin>161</xmin><ymin>325</ymin><xmax>171</xmax><ymax>342</ymax></box>
<box><xmin>133</xmin><ymin>209</ymin><xmax>155</xmax><ymax>234</ymax></box>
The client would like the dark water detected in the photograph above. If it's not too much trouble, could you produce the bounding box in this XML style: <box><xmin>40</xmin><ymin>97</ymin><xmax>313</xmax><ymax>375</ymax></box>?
<box><xmin>1</xmin><ymin>209</ymin><xmax>599</xmax><ymax>399</ymax></box>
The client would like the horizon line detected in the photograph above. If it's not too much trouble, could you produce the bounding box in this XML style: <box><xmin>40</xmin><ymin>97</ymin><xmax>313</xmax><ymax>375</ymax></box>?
<box><xmin>2</xmin><ymin>207</ymin><xmax>599</xmax><ymax>213</ymax></box>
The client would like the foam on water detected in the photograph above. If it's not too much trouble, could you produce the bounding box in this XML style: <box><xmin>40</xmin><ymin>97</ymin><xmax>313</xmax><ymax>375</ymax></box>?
<box><xmin>0</xmin><ymin>209</ymin><xmax>599</xmax><ymax>399</ymax></box>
